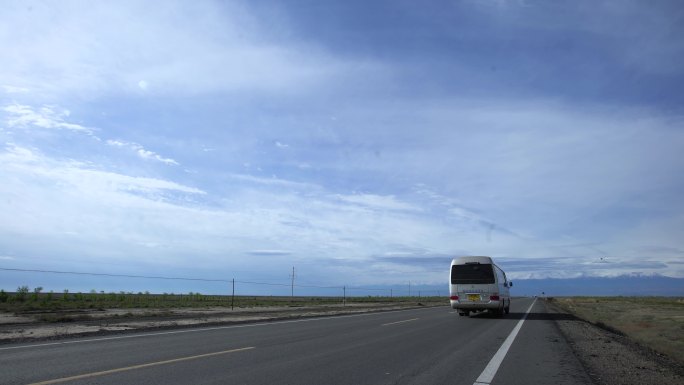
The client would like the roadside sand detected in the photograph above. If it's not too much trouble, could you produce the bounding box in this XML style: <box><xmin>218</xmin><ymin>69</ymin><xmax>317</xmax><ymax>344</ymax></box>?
<box><xmin>0</xmin><ymin>302</ymin><xmax>435</xmax><ymax>342</ymax></box>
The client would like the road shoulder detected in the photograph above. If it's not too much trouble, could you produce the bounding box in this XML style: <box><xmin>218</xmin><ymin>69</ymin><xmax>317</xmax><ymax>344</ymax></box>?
<box><xmin>492</xmin><ymin>299</ymin><xmax>593</xmax><ymax>385</ymax></box>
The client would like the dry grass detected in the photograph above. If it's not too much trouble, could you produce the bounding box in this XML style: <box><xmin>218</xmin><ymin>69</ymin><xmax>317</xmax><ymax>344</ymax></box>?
<box><xmin>551</xmin><ymin>297</ymin><xmax>684</xmax><ymax>364</ymax></box>
<box><xmin>1</xmin><ymin>289</ymin><xmax>445</xmax><ymax>314</ymax></box>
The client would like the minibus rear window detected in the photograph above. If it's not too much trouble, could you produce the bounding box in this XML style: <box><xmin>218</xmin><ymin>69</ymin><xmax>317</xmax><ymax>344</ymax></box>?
<box><xmin>451</xmin><ymin>264</ymin><xmax>495</xmax><ymax>284</ymax></box>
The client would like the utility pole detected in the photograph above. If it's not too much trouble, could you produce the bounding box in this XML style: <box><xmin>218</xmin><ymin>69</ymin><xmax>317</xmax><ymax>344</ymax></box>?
<box><xmin>231</xmin><ymin>278</ymin><xmax>235</xmax><ymax>310</ymax></box>
<box><xmin>409</xmin><ymin>281</ymin><xmax>411</xmax><ymax>297</ymax></box>
<box><xmin>343</xmin><ymin>285</ymin><xmax>346</xmax><ymax>307</ymax></box>
<box><xmin>390</xmin><ymin>288</ymin><xmax>393</xmax><ymax>298</ymax></box>
<box><xmin>290</xmin><ymin>266</ymin><xmax>295</xmax><ymax>298</ymax></box>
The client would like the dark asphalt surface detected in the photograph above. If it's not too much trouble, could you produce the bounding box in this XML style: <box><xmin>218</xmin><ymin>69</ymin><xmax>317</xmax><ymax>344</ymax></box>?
<box><xmin>1</xmin><ymin>298</ymin><xmax>592</xmax><ymax>385</ymax></box>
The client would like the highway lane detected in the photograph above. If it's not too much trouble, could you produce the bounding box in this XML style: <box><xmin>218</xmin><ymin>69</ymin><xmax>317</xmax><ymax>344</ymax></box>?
<box><xmin>1</xmin><ymin>298</ymin><xmax>592</xmax><ymax>385</ymax></box>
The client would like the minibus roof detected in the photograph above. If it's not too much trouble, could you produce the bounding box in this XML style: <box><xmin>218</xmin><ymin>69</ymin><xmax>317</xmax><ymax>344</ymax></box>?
<box><xmin>451</xmin><ymin>256</ymin><xmax>493</xmax><ymax>265</ymax></box>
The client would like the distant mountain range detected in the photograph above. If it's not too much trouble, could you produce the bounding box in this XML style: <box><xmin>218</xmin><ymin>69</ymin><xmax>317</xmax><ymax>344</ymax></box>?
<box><xmin>511</xmin><ymin>274</ymin><xmax>684</xmax><ymax>297</ymax></box>
<box><xmin>346</xmin><ymin>274</ymin><xmax>684</xmax><ymax>298</ymax></box>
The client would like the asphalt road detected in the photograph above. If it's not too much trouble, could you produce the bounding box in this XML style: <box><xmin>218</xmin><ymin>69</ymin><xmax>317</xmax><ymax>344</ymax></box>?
<box><xmin>1</xmin><ymin>298</ymin><xmax>593</xmax><ymax>385</ymax></box>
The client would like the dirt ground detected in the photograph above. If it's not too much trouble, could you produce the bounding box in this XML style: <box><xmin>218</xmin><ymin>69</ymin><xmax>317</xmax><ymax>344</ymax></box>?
<box><xmin>550</xmin><ymin>296</ymin><xmax>684</xmax><ymax>363</ymax></box>
<box><xmin>0</xmin><ymin>302</ymin><xmax>437</xmax><ymax>342</ymax></box>
<box><xmin>545</xmin><ymin>300</ymin><xmax>684</xmax><ymax>385</ymax></box>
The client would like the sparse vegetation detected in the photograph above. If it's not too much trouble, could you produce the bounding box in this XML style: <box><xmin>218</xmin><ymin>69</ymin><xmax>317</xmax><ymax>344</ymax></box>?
<box><xmin>551</xmin><ymin>296</ymin><xmax>684</xmax><ymax>364</ymax></box>
<box><xmin>15</xmin><ymin>286</ymin><xmax>29</xmax><ymax>303</ymax></box>
<box><xmin>31</xmin><ymin>287</ymin><xmax>43</xmax><ymax>302</ymax></box>
<box><xmin>0</xmin><ymin>285</ymin><xmax>444</xmax><ymax>313</ymax></box>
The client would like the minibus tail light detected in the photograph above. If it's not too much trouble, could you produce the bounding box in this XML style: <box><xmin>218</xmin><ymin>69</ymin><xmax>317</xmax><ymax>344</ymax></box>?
<box><xmin>490</xmin><ymin>295</ymin><xmax>500</xmax><ymax>301</ymax></box>
<box><xmin>450</xmin><ymin>295</ymin><xmax>459</xmax><ymax>300</ymax></box>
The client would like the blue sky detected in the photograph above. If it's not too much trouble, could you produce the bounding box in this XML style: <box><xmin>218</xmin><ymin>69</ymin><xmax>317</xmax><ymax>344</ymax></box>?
<box><xmin>1</xmin><ymin>1</ymin><xmax>683</xmax><ymax>294</ymax></box>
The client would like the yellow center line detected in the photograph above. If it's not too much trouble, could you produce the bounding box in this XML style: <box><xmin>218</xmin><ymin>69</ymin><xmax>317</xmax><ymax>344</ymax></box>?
<box><xmin>381</xmin><ymin>318</ymin><xmax>419</xmax><ymax>326</ymax></box>
<box><xmin>27</xmin><ymin>346</ymin><xmax>255</xmax><ymax>385</ymax></box>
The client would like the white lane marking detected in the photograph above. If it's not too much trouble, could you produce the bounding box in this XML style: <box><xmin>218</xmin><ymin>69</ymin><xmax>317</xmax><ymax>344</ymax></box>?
<box><xmin>0</xmin><ymin>306</ymin><xmax>441</xmax><ymax>351</ymax></box>
<box><xmin>27</xmin><ymin>346</ymin><xmax>254</xmax><ymax>385</ymax></box>
<box><xmin>472</xmin><ymin>298</ymin><xmax>537</xmax><ymax>385</ymax></box>
<box><xmin>381</xmin><ymin>318</ymin><xmax>418</xmax><ymax>326</ymax></box>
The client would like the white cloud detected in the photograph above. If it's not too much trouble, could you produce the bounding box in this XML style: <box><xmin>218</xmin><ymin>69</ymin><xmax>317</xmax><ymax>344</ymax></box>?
<box><xmin>0</xmin><ymin>143</ymin><xmax>477</xmax><ymax>282</ymax></box>
<box><xmin>0</xmin><ymin>1</ymin><xmax>378</xmax><ymax>99</ymax></box>
<box><xmin>3</xmin><ymin>96</ymin><xmax>682</xmax><ymax>282</ymax></box>
<box><xmin>2</xmin><ymin>144</ymin><xmax>201</xmax><ymax>196</ymax></box>
<box><xmin>2</xmin><ymin>133</ymin><xmax>683</xmax><ymax>284</ymax></box>
<box><xmin>2</xmin><ymin>85</ymin><xmax>29</xmax><ymax>94</ymax></box>
<box><xmin>246</xmin><ymin>250</ymin><xmax>292</xmax><ymax>256</ymax></box>
<box><xmin>227</xmin><ymin>173</ymin><xmax>319</xmax><ymax>190</ymax></box>
<box><xmin>107</xmin><ymin>139</ymin><xmax>179</xmax><ymax>165</ymax></box>
<box><xmin>336</xmin><ymin>193</ymin><xmax>420</xmax><ymax>212</ymax></box>
<box><xmin>0</xmin><ymin>144</ymin><xmax>207</xmax><ymax>257</ymax></box>
<box><xmin>3</xmin><ymin>104</ymin><xmax>93</xmax><ymax>134</ymax></box>
<box><xmin>106</xmin><ymin>140</ymin><xmax>126</xmax><ymax>146</ymax></box>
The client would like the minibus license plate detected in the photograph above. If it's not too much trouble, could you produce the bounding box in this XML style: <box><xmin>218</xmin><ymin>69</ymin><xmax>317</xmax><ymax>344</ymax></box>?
<box><xmin>467</xmin><ymin>294</ymin><xmax>479</xmax><ymax>301</ymax></box>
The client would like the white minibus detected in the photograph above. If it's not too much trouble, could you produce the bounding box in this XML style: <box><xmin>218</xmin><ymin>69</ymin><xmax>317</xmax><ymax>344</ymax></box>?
<box><xmin>449</xmin><ymin>256</ymin><xmax>512</xmax><ymax>317</ymax></box>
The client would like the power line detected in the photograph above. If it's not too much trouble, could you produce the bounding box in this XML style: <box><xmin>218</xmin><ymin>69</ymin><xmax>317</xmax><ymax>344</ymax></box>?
<box><xmin>0</xmin><ymin>267</ymin><xmax>430</xmax><ymax>294</ymax></box>
<box><xmin>235</xmin><ymin>280</ymin><xmax>291</xmax><ymax>287</ymax></box>
<box><xmin>296</xmin><ymin>284</ymin><xmax>342</xmax><ymax>289</ymax></box>
<box><xmin>0</xmin><ymin>267</ymin><xmax>231</xmax><ymax>283</ymax></box>
<box><xmin>345</xmin><ymin>286</ymin><xmax>390</xmax><ymax>292</ymax></box>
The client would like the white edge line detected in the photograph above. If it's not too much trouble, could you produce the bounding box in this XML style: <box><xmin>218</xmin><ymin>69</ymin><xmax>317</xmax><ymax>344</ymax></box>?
<box><xmin>0</xmin><ymin>306</ymin><xmax>437</xmax><ymax>351</ymax></box>
<box><xmin>381</xmin><ymin>318</ymin><xmax>419</xmax><ymax>326</ymax></box>
<box><xmin>25</xmin><ymin>346</ymin><xmax>256</xmax><ymax>385</ymax></box>
<box><xmin>473</xmin><ymin>298</ymin><xmax>537</xmax><ymax>385</ymax></box>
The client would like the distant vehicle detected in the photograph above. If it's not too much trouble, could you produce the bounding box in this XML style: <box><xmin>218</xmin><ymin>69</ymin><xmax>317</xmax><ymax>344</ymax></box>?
<box><xmin>449</xmin><ymin>256</ymin><xmax>512</xmax><ymax>317</ymax></box>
